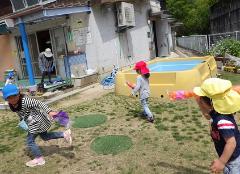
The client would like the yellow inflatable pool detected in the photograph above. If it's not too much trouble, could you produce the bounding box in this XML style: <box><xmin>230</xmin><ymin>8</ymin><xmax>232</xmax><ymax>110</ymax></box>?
<box><xmin>115</xmin><ymin>56</ymin><xmax>217</xmax><ymax>98</ymax></box>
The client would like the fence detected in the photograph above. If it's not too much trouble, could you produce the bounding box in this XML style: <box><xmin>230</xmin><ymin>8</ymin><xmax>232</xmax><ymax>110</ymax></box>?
<box><xmin>177</xmin><ymin>35</ymin><xmax>208</xmax><ymax>53</ymax></box>
<box><xmin>177</xmin><ymin>31</ymin><xmax>240</xmax><ymax>53</ymax></box>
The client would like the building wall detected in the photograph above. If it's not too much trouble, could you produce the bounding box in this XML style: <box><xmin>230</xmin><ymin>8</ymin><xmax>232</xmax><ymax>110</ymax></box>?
<box><xmin>155</xmin><ymin>19</ymin><xmax>172</xmax><ymax>57</ymax></box>
<box><xmin>0</xmin><ymin>35</ymin><xmax>16</xmax><ymax>81</ymax></box>
<box><xmin>85</xmin><ymin>1</ymin><xmax>153</xmax><ymax>73</ymax></box>
<box><xmin>0</xmin><ymin>1</ymin><xmax>173</xmax><ymax>80</ymax></box>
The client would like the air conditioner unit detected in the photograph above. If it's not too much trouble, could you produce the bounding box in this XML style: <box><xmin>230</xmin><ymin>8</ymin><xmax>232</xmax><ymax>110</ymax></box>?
<box><xmin>117</xmin><ymin>2</ymin><xmax>135</xmax><ymax>28</ymax></box>
<box><xmin>150</xmin><ymin>0</ymin><xmax>161</xmax><ymax>15</ymax></box>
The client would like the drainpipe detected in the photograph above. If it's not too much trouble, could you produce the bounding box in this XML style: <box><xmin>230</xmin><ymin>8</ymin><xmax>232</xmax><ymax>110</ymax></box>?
<box><xmin>18</xmin><ymin>18</ymin><xmax>35</xmax><ymax>85</ymax></box>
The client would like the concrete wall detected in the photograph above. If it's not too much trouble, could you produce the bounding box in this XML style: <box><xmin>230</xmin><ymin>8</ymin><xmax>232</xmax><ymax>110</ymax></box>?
<box><xmin>85</xmin><ymin>1</ymin><xmax>153</xmax><ymax>74</ymax></box>
<box><xmin>155</xmin><ymin>19</ymin><xmax>172</xmax><ymax>57</ymax></box>
<box><xmin>0</xmin><ymin>35</ymin><xmax>16</xmax><ymax>81</ymax></box>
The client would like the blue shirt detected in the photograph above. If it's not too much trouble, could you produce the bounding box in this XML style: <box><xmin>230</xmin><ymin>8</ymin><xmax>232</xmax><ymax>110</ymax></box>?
<box><xmin>210</xmin><ymin>111</ymin><xmax>240</xmax><ymax>162</ymax></box>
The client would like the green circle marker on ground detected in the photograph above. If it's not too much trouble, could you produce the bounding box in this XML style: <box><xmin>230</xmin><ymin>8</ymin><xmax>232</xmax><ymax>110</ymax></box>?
<box><xmin>73</xmin><ymin>114</ymin><xmax>107</xmax><ymax>128</ymax></box>
<box><xmin>91</xmin><ymin>135</ymin><xmax>133</xmax><ymax>155</ymax></box>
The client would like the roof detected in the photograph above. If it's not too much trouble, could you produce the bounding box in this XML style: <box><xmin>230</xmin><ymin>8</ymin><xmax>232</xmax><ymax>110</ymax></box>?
<box><xmin>0</xmin><ymin>0</ymin><xmax>89</xmax><ymax>20</ymax></box>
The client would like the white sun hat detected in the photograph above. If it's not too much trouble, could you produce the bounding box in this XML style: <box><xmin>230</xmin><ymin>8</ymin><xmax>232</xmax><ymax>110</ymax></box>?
<box><xmin>44</xmin><ymin>48</ymin><xmax>53</xmax><ymax>58</ymax></box>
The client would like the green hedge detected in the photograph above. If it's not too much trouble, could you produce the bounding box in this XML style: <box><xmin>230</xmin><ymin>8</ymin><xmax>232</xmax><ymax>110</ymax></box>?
<box><xmin>210</xmin><ymin>39</ymin><xmax>240</xmax><ymax>57</ymax></box>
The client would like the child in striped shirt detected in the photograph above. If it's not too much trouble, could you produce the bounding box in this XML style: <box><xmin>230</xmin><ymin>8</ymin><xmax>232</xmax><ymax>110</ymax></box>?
<box><xmin>2</xmin><ymin>84</ymin><xmax>72</xmax><ymax>167</ymax></box>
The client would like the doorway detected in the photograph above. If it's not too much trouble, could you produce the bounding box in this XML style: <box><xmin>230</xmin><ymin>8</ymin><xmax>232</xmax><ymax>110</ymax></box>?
<box><xmin>36</xmin><ymin>30</ymin><xmax>52</xmax><ymax>52</ymax></box>
<box><xmin>36</xmin><ymin>30</ymin><xmax>56</xmax><ymax>75</ymax></box>
<box><xmin>152</xmin><ymin>21</ymin><xmax>159</xmax><ymax>57</ymax></box>
<box><xmin>17</xmin><ymin>29</ymin><xmax>57</xmax><ymax>78</ymax></box>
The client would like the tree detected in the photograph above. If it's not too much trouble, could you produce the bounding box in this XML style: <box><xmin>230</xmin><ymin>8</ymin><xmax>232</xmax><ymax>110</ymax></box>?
<box><xmin>166</xmin><ymin>0</ymin><xmax>218</xmax><ymax>36</ymax></box>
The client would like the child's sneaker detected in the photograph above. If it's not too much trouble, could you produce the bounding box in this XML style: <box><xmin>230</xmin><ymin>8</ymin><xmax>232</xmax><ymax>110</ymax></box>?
<box><xmin>64</xmin><ymin>129</ymin><xmax>72</xmax><ymax>145</ymax></box>
<box><xmin>25</xmin><ymin>157</ymin><xmax>45</xmax><ymax>167</ymax></box>
<box><xmin>141</xmin><ymin>112</ymin><xmax>147</xmax><ymax>118</ymax></box>
<box><xmin>147</xmin><ymin>117</ymin><xmax>154</xmax><ymax>123</ymax></box>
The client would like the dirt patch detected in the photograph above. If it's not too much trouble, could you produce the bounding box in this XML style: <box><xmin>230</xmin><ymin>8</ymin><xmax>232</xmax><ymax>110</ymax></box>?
<box><xmin>176</xmin><ymin>46</ymin><xmax>203</xmax><ymax>57</ymax></box>
<box><xmin>53</xmin><ymin>84</ymin><xmax>112</xmax><ymax>109</ymax></box>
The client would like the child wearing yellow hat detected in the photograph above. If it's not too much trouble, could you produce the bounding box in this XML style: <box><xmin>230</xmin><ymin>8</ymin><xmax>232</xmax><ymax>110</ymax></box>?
<box><xmin>194</xmin><ymin>78</ymin><xmax>240</xmax><ymax>174</ymax></box>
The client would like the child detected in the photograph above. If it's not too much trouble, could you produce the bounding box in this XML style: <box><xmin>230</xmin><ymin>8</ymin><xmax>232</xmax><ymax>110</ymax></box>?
<box><xmin>132</xmin><ymin>61</ymin><xmax>154</xmax><ymax>123</ymax></box>
<box><xmin>2</xmin><ymin>84</ymin><xmax>72</xmax><ymax>167</ymax></box>
<box><xmin>193</xmin><ymin>78</ymin><xmax>240</xmax><ymax>173</ymax></box>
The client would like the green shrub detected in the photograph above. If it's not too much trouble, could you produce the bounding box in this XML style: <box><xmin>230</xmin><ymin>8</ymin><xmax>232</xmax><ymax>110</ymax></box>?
<box><xmin>210</xmin><ymin>39</ymin><xmax>240</xmax><ymax>57</ymax></box>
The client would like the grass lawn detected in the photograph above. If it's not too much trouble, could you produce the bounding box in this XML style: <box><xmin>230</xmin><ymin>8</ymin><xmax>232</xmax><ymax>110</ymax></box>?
<box><xmin>0</xmin><ymin>71</ymin><xmax>240</xmax><ymax>173</ymax></box>
<box><xmin>220</xmin><ymin>71</ymin><xmax>240</xmax><ymax>85</ymax></box>
<box><xmin>0</xmin><ymin>93</ymin><xmax>217</xmax><ymax>174</ymax></box>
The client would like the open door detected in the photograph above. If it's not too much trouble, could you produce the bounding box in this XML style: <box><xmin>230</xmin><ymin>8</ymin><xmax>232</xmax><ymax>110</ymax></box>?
<box><xmin>36</xmin><ymin>30</ymin><xmax>56</xmax><ymax>77</ymax></box>
<box><xmin>50</xmin><ymin>27</ymin><xmax>68</xmax><ymax>78</ymax></box>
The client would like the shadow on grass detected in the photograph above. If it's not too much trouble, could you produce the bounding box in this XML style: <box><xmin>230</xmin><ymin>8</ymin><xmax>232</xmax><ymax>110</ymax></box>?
<box><xmin>156</xmin><ymin>161</ymin><xmax>209</xmax><ymax>174</ymax></box>
<box><xmin>127</xmin><ymin>109</ymin><xmax>147</xmax><ymax>121</ymax></box>
<box><xmin>26</xmin><ymin>145</ymin><xmax>75</xmax><ymax>159</ymax></box>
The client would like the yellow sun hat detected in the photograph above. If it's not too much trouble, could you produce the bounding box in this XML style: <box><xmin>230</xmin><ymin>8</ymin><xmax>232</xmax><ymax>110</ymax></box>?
<box><xmin>193</xmin><ymin>78</ymin><xmax>240</xmax><ymax>114</ymax></box>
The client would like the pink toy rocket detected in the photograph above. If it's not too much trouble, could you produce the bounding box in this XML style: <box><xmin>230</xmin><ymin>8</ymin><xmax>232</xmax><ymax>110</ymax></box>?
<box><xmin>126</xmin><ymin>82</ymin><xmax>136</xmax><ymax>89</ymax></box>
<box><xmin>168</xmin><ymin>85</ymin><xmax>240</xmax><ymax>101</ymax></box>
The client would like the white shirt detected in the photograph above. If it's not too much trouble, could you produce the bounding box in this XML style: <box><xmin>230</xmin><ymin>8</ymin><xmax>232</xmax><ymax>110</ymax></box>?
<box><xmin>132</xmin><ymin>75</ymin><xmax>150</xmax><ymax>100</ymax></box>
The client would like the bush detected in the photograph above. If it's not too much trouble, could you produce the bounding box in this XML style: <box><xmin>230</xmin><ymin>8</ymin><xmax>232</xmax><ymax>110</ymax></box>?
<box><xmin>210</xmin><ymin>39</ymin><xmax>240</xmax><ymax>57</ymax></box>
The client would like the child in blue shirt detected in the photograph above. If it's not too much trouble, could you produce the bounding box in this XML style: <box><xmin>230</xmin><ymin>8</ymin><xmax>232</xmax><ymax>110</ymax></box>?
<box><xmin>194</xmin><ymin>78</ymin><xmax>240</xmax><ymax>173</ymax></box>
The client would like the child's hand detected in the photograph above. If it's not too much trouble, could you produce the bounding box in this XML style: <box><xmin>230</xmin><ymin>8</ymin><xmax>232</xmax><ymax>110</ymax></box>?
<box><xmin>49</xmin><ymin>111</ymin><xmax>59</xmax><ymax>120</ymax></box>
<box><xmin>210</xmin><ymin>159</ymin><xmax>225</xmax><ymax>173</ymax></box>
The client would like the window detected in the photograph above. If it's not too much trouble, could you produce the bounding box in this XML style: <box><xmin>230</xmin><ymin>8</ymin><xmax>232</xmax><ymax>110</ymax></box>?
<box><xmin>25</xmin><ymin>0</ymin><xmax>39</xmax><ymax>6</ymax></box>
<box><xmin>10</xmin><ymin>0</ymin><xmax>56</xmax><ymax>11</ymax></box>
<box><xmin>10</xmin><ymin>0</ymin><xmax>25</xmax><ymax>11</ymax></box>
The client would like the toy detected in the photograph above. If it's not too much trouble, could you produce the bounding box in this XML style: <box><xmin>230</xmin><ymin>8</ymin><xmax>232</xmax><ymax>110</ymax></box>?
<box><xmin>52</xmin><ymin>111</ymin><xmax>70</xmax><ymax>128</ymax></box>
<box><xmin>168</xmin><ymin>90</ymin><xmax>197</xmax><ymax>101</ymax></box>
<box><xmin>126</xmin><ymin>81</ymin><xmax>136</xmax><ymax>89</ymax></box>
<box><xmin>5</xmin><ymin>71</ymin><xmax>16</xmax><ymax>86</ymax></box>
<box><xmin>168</xmin><ymin>85</ymin><xmax>240</xmax><ymax>101</ymax></box>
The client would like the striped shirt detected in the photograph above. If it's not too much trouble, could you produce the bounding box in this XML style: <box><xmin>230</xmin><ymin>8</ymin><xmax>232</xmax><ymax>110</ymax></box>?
<box><xmin>15</xmin><ymin>96</ymin><xmax>52</xmax><ymax>134</ymax></box>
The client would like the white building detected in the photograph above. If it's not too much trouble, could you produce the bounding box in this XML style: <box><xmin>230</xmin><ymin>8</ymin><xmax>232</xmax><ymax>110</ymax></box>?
<box><xmin>0</xmin><ymin>0</ymin><xmax>175</xmax><ymax>84</ymax></box>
